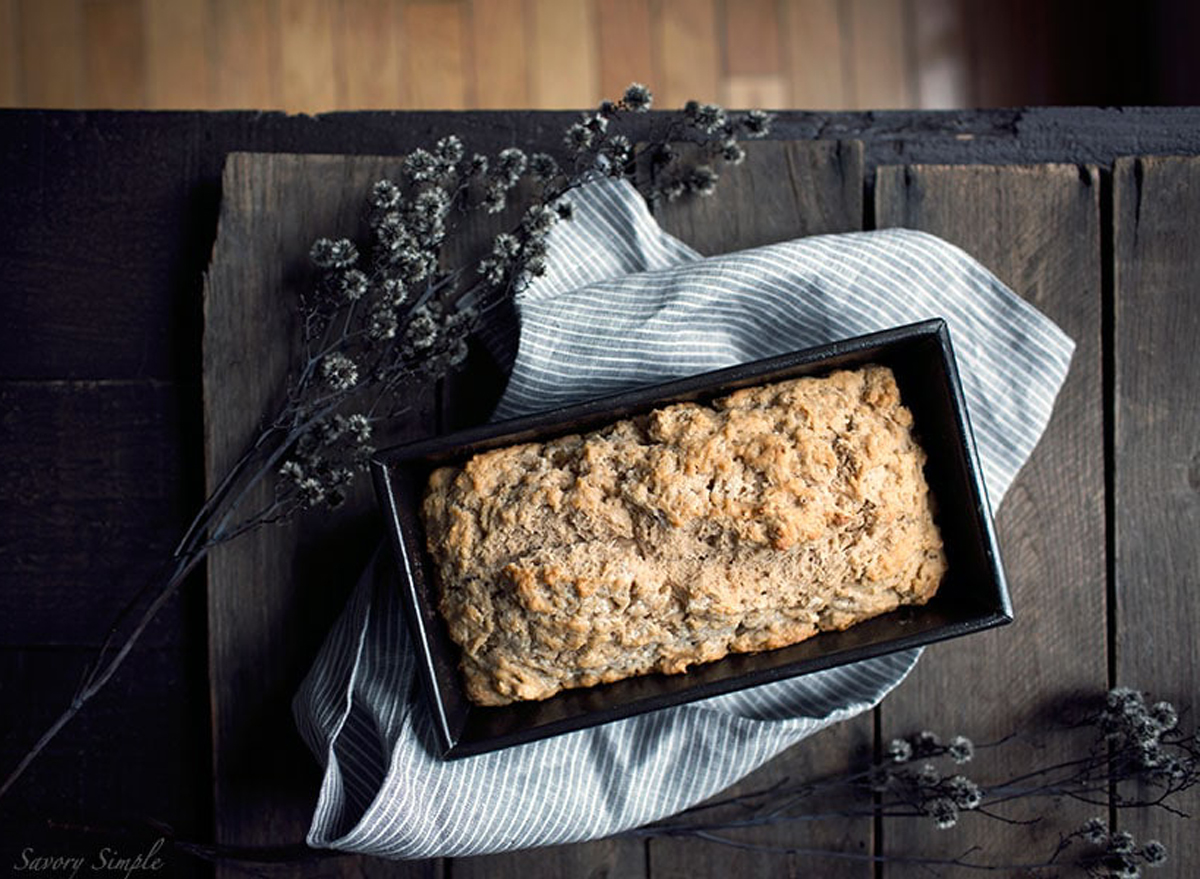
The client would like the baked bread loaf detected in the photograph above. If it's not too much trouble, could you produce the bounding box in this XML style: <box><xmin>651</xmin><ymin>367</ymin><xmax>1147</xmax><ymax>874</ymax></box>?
<box><xmin>422</xmin><ymin>365</ymin><xmax>947</xmax><ymax>707</ymax></box>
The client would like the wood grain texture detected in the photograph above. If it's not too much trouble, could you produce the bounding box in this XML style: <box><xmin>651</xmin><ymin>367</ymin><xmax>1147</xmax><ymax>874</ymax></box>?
<box><xmin>404</xmin><ymin>0</ymin><xmax>468</xmax><ymax>109</ymax></box>
<box><xmin>1113</xmin><ymin>155</ymin><xmax>1200</xmax><ymax>859</ymax></box>
<box><xmin>278</xmin><ymin>0</ymin><xmax>338</xmax><ymax>112</ymax></box>
<box><xmin>596</xmin><ymin>0</ymin><xmax>654</xmax><ymax>100</ymax></box>
<box><xmin>646</xmin><ymin>137</ymin><xmax>869</xmax><ymax>878</ymax></box>
<box><xmin>723</xmin><ymin>0</ymin><xmax>781</xmax><ymax>76</ymax></box>
<box><xmin>847</xmin><ymin>0</ymin><xmax>911</xmax><ymax>109</ymax></box>
<box><xmin>143</xmin><ymin>0</ymin><xmax>211</xmax><ymax>108</ymax></box>
<box><xmin>656</xmin><ymin>0</ymin><xmax>720</xmax><ymax>106</ymax></box>
<box><xmin>211</xmin><ymin>0</ymin><xmax>275</xmax><ymax>108</ymax></box>
<box><xmin>781</xmin><ymin>0</ymin><xmax>847</xmax><ymax>109</ymax></box>
<box><xmin>0</xmin><ymin>380</ymin><xmax>187</xmax><ymax>647</ymax></box>
<box><xmin>452</xmin><ymin>838</ymin><xmax>647</xmax><ymax>879</ymax></box>
<box><xmin>82</xmin><ymin>0</ymin><xmax>146</xmax><ymax>108</ymax></box>
<box><xmin>1</xmin><ymin>0</ymin><xmax>20</xmax><ymax>106</ymax></box>
<box><xmin>528</xmin><ymin>0</ymin><xmax>597</xmax><ymax>109</ymax></box>
<box><xmin>874</xmin><ymin>164</ymin><xmax>1106</xmax><ymax>872</ymax></box>
<box><xmin>469</xmin><ymin>0</ymin><xmax>529</xmax><ymax>108</ymax></box>
<box><xmin>652</xmin><ymin>139</ymin><xmax>864</xmax><ymax>254</ymax></box>
<box><xmin>18</xmin><ymin>0</ymin><xmax>83</xmax><ymax>107</ymax></box>
<box><xmin>204</xmin><ymin>153</ymin><xmax>440</xmax><ymax>878</ymax></box>
<box><xmin>339</xmin><ymin>0</ymin><xmax>404</xmax><ymax>109</ymax></box>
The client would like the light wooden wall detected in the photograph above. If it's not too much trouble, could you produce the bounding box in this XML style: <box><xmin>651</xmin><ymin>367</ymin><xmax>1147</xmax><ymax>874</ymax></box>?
<box><xmin>0</xmin><ymin>0</ymin><xmax>989</xmax><ymax>112</ymax></box>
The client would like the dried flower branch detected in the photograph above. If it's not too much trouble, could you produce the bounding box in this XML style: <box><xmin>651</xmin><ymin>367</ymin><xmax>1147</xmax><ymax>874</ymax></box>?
<box><xmin>0</xmin><ymin>85</ymin><xmax>771</xmax><ymax>801</ymax></box>
<box><xmin>628</xmin><ymin>688</ymin><xmax>1196</xmax><ymax>876</ymax></box>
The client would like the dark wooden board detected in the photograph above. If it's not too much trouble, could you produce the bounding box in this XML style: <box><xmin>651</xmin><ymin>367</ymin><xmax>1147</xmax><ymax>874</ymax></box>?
<box><xmin>1113</xmin><ymin>155</ymin><xmax>1200</xmax><ymax>862</ymax></box>
<box><xmin>874</xmin><ymin>165</ymin><xmax>1108</xmax><ymax>871</ymax></box>
<box><xmin>0</xmin><ymin>380</ymin><xmax>187</xmax><ymax>646</ymax></box>
<box><xmin>203</xmin><ymin>152</ymin><xmax>441</xmax><ymax>879</ymax></box>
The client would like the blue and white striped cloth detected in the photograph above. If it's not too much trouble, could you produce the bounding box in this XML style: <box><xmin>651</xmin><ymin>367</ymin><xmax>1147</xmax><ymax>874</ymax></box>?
<box><xmin>293</xmin><ymin>177</ymin><xmax>1074</xmax><ymax>859</ymax></box>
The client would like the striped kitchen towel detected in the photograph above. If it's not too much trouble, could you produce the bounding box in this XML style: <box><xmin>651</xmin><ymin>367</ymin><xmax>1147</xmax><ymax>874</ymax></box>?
<box><xmin>293</xmin><ymin>176</ymin><xmax>1074</xmax><ymax>859</ymax></box>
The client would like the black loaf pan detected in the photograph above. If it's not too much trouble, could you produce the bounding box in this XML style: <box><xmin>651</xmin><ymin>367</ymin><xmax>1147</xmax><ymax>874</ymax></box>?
<box><xmin>372</xmin><ymin>319</ymin><xmax>1011</xmax><ymax>759</ymax></box>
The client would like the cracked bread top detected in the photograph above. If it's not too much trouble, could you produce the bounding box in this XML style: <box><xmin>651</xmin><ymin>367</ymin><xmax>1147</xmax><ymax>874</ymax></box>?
<box><xmin>422</xmin><ymin>365</ymin><xmax>947</xmax><ymax>706</ymax></box>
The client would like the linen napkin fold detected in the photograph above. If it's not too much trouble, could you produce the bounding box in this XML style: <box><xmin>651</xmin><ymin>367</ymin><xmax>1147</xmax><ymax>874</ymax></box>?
<box><xmin>293</xmin><ymin>177</ymin><xmax>1074</xmax><ymax>859</ymax></box>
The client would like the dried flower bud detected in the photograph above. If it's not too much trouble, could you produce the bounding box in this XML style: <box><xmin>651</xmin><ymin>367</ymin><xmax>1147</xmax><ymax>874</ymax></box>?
<box><xmin>1149</xmin><ymin>701</ymin><xmax>1178</xmax><ymax>731</ymax></box>
<box><xmin>370</xmin><ymin>179</ymin><xmax>401</xmax><ymax>210</ymax></box>
<box><xmin>926</xmin><ymin>797</ymin><xmax>958</xmax><ymax>830</ymax></box>
<box><xmin>404</xmin><ymin>306</ymin><xmax>440</xmax><ymax>354</ymax></box>
<box><xmin>887</xmin><ymin>738</ymin><xmax>913</xmax><ymax>763</ymax></box>
<box><xmin>403</xmin><ymin>148</ymin><xmax>441</xmax><ymax>182</ymax></box>
<box><xmin>622</xmin><ymin>82</ymin><xmax>653</xmax><ymax>112</ymax></box>
<box><xmin>297</xmin><ymin>477</ymin><xmax>325</xmax><ymax>508</ymax></box>
<box><xmin>481</xmin><ymin>184</ymin><xmax>507</xmax><ymax>214</ymax></box>
<box><xmin>564</xmin><ymin>122</ymin><xmax>593</xmax><ymax>154</ymax></box>
<box><xmin>310</xmin><ymin>237</ymin><xmax>359</xmax><ymax>269</ymax></box>
<box><xmin>555</xmin><ymin>199</ymin><xmax>574</xmax><ymax>221</ymax></box>
<box><xmin>721</xmin><ymin>142</ymin><xmax>747</xmax><ymax>165</ymax></box>
<box><xmin>1082</xmin><ymin>817</ymin><xmax>1109</xmax><ymax>845</ymax></box>
<box><xmin>584</xmin><ymin>113</ymin><xmax>608</xmax><ymax>135</ymax></box>
<box><xmin>687</xmin><ymin>102</ymin><xmax>727</xmax><ymax>134</ymax></box>
<box><xmin>602</xmin><ymin>134</ymin><xmax>633</xmax><ymax>169</ymax></box>
<box><xmin>368</xmin><ymin>306</ymin><xmax>398</xmax><ymax>340</ymax></box>
<box><xmin>1141</xmin><ymin>840</ymin><xmax>1167</xmax><ymax>866</ymax></box>
<box><xmin>436</xmin><ymin>134</ymin><xmax>465</xmax><ymax>165</ymax></box>
<box><xmin>492</xmin><ymin>233</ymin><xmax>521</xmax><ymax>260</ymax></box>
<box><xmin>946</xmin><ymin>774</ymin><xmax>982</xmax><ymax>810</ymax></box>
<box><xmin>685</xmin><ymin>165</ymin><xmax>719</xmax><ymax>196</ymax></box>
<box><xmin>529</xmin><ymin>152</ymin><xmax>559</xmax><ymax>181</ymax></box>
<box><xmin>339</xmin><ymin>269</ymin><xmax>369</xmax><ymax>302</ymax></box>
<box><xmin>320</xmin><ymin>353</ymin><xmax>359</xmax><ymax>391</ymax></box>
<box><xmin>380</xmin><ymin>277</ymin><xmax>408</xmax><ymax>308</ymax></box>
<box><xmin>742</xmin><ymin>108</ymin><xmax>774</xmax><ymax>138</ymax></box>
<box><xmin>523</xmin><ymin>204</ymin><xmax>558</xmax><ymax>236</ymax></box>
<box><xmin>468</xmin><ymin>153</ymin><xmax>489</xmax><ymax>176</ymax></box>
<box><xmin>948</xmin><ymin>735</ymin><xmax>974</xmax><ymax>763</ymax></box>
<box><xmin>495</xmin><ymin>147</ymin><xmax>527</xmax><ymax>185</ymax></box>
<box><xmin>1110</xmin><ymin>831</ymin><xmax>1136</xmax><ymax>854</ymax></box>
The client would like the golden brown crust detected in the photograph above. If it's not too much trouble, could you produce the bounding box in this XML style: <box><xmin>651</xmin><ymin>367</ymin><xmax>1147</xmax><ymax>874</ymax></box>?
<box><xmin>422</xmin><ymin>365</ymin><xmax>947</xmax><ymax>706</ymax></box>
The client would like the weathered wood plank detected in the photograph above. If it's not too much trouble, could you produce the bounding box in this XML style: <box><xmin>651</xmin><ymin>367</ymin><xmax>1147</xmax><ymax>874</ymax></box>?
<box><xmin>0</xmin><ymin>642</ymin><xmax>211</xmax><ymax>878</ymax></box>
<box><xmin>874</xmin><ymin>164</ymin><xmax>1106</xmax><ymax>871</ymax></box>
<box><xmin>652</xmin><ymin>139</ymin><xmax>864</xmax><ymax>254</ymax></box>
<box><xmin>646</xmin><ymin>138</ymin><xmax>869</xmax><ymax>878</ymax></box>
<box><xmin>0</xmin><ymin>379</ymin><xmax>188</xmax><ymax>646</ymax></box>
<box><xmin>452</xmin><ymin>838</ymin><xmax>646</xmax><ymax>879</ymax></box>
<box><xmin>1113</xmin><ymin>155</ymin><xmax>1200</xmax><ymax>861</ymax></box>
<box><xmin>204</xmin><ymin>153</ymin><xmax>441</xmax><ymax>878</ymax></box>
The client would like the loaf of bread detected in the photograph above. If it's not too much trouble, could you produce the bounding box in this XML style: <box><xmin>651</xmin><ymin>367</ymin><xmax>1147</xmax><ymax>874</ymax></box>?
<box><xmin>421</xmin><ymin>365</ymin><xmax>947</xmax><ymax>707</ymax></box>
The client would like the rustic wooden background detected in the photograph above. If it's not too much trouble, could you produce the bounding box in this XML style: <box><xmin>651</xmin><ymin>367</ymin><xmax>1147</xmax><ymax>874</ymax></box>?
<box><xmin>3</xmin><ymin>108</ymin><xmax>1199</xmax><ymax>876</ymax></box>
<box><xmin>1</xmin><ymin>0</ymin><xmax>1197</xmax><ymax>113</ymax></box>
<box><xmin>200</xmin><ymin>139</ymin><xmax>1195</xmax><ymax>876</ymax></box>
